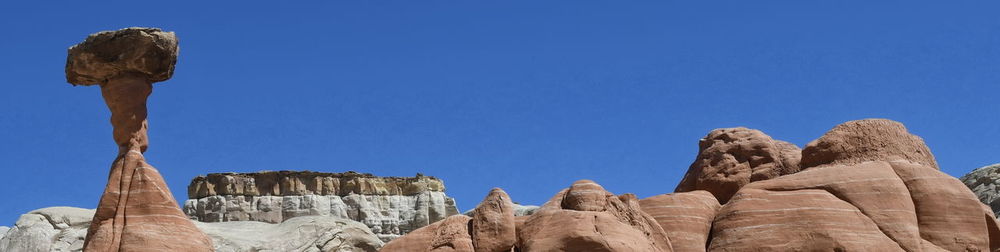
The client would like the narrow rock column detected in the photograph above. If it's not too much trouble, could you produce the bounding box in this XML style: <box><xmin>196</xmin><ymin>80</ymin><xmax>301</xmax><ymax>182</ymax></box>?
<box><xmin>66</xmin><ymin>27</ymin><xmax>213</xmax><ymax>251</ymax></box>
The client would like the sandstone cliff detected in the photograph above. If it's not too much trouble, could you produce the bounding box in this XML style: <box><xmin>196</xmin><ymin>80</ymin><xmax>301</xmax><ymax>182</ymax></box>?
<box><xmin>383</xmin><ymin>119</ymin><xmax>1000</xmax><ymax>252</ymax></box>
<box><xmin>183</xmin><ymin>171</ymin><xmax>460</xmax><ymax>242</ymax></box>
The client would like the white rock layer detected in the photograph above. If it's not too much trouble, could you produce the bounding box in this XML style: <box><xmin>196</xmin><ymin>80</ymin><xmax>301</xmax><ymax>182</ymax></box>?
<box><xmin>0</xmin><ymin>207</ymin><xmax>93</xmax><ymax>252</ymax></box>
<box><xmin>0</xmin><ymin>207</ymin><xmax>384</xmax><ymax>252</ymax></box>
<box><xmin>184</xmin><ymin>191</ymin><xmax>459</xmax><ymax>241</ymax></box>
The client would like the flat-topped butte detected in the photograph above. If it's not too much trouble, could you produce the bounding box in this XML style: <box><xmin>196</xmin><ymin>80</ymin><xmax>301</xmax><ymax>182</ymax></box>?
<box><xmin>188</xmin><ymin>170</ymin><xmax>447</xmax><ymax>199</ymax></box>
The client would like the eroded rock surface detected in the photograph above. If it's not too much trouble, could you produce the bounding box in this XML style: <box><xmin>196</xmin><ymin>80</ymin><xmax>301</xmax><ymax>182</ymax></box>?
<box><xmin>0</xmin><ymin>207</ymin><xmax>383</xmax><ymax>252</ymax></box>
<box><xmin>184</xmin><ymin>171</ymin><xmax>459</xmax><ymax>241</ymax></box>
<box><xmin>0</xmin><ymin>207</ymin><xmax>93</xmax><ymax>252</ymax></box>
<box><xmin>639</xmin><ymin>191</ymin><xmax>720</xmax><ymax>252</ymax></box>
<box><xmin>800</xmin><ymin>118</ymin><xmax>938</xmax><ymax>169</ymax></box>
<box><xmin>471</xmin><ymin>188</ymin><xmax>516</xmax><ymax>252</ymax></box>
<box><xmin>517</xmin><ymin>180</ymin><xmax>673</xmax><ymax>252</ymax></box>
<box><xmin>196</xmin><ymin>216</ymin><xmax>383</xmax><ymax>252</ymax></box>
<box><xmin>961</xmin><ymin>163</ymin><xmax>1000</xmax><ymax>216</ymax></box>
<box><xmin>674</xmin><ymin>127</ymin><xmax>801</xmax><ymax>203</ymax></box>
<box><xmin>713</xmin><ymin>119</ymin><xmax>996</xmax><ymax>251</ymax></box>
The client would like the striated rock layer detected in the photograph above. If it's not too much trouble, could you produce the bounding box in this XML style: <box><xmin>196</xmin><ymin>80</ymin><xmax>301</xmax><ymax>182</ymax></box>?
<box><xmin>0</xmin><ymin>207</ymin><xmax>383</xmax><ymax>252</ymax></box>
<box><xmin>639</xmin><ymin>191</ymin><xmax>720</xmax><ymax>252</ymax></box>
<box><xmin>183</xmin><ymin>171</ymin><xmax>460</xmax><ymax>241</ymax></box>
<box><xmin>712</xmin><ymin>119</ymin><xmax>998</xmax><ymax>251</ymax></box>
<box><xmin>961</xmin><ymin>163</ymin><xmax>1000</xmax><ymax>216</ymax></box>
<box><xmin>384</xmin><ymin>118</ymin><xmax>1000</xmax><ymax>251</ymax></box>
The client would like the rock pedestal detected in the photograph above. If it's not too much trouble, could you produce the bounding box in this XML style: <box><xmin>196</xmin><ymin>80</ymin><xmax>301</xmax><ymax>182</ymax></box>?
<box><xmin>66</xmin><ymin>27</ymin><xmax>213</xmax><ymax>251</ymax></box>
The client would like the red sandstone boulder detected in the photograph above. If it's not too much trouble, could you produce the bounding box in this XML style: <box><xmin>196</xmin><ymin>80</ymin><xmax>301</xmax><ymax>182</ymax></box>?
<box><xmin>675</xmin><ymin>127</ymin><xmax>801</xmax><ymax>203</ymax></box>
<box><xmin>640</xmin><ymin>190</ymin><xmax>720</xmax><ymax>252</ymax></box>
<box><xmin>382</xmin><ymin>188</ymin><xmax>516</xmax><ymax>252</ymax></box>
<box><xmin>380</xmin><ymin>215</ymin><xmax>474</xmax><ymax>252</ymax></box>
<box><xmin>471</xmin><ymin>188</ymin><xmax>516</xmax><ymax>252</ymax></box>
<box><xmin>712</xmin><ymin>119</ymin><xmax>998</xmax><ymax>251</ymax></box>
<box><xmin>517</xmin><ymin>180</ymin><xmax>673</xmax><ymax>252</ymax></box>
<box><xmin>800</xmin><ymin>118</ymin><xmax>938</xmax><ymax>169</ymax></box>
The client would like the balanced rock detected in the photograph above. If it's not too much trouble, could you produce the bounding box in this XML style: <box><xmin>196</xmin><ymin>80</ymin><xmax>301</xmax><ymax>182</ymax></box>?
<box><xmin>183</xmin><ymin>171</ymin><xmax>459</xmax><ymax>241</ymax></box>
<box><xmin>800</xmin><ymin>119</ymin><xmax>938</xmax><ymax>169</ymax></box>
<box><xmin>674</xmin><ymin>127</ymin><xmax>801</xmax><ymax>203</ymax></box>
<box><xmin>518</xmin><ymin>180</ymin><xmax>673</xmax><ymax>252</ymax></box>
<box><xmin>961</xmin><ymin>163</ymin><xmax>1000</xmax><ymax>216</ymax></box>
<box><xmin>66</xmin><ymin>27</ymin><xmax>213</xmax><ymax>251</ymax></box>
<box><xmin>639</xmin><ymin>191</ymin><xmax>720</xmax><ymax>252</ymax></box>
<box><xmin>0</xmin><ymin>207</ymin><xmax>384</xmax><ymax>252</ymax></box>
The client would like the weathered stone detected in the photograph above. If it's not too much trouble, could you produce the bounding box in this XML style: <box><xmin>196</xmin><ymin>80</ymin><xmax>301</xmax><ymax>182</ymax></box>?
<box><xmin>380</xmin><ymin>215</ymin><xmax>474</xmax><ymax>252</ymax></box>
<box><xmin>66</xmin><ymin>27</ymin><xmax>178</xmax><ymax>86</ymax></box>
<box><xmin>800</xmin><ymin>119</ymin><xmax>938</xmax><ymax>169</ymax></box>
<box><xmin>196</xmin><ymin>216</ymin><xmax>383</xmax><ymax>252</ymax></box>
<box><xmin>187</xmin><ymin>171</ymin><xmax>447</xmax><ymax>198</ymax></box>
<box><xmin>183</xmin><ymin>171</ymin><xmax>459</xmax><ymax>242</ymax></box>
<box><xmin>674</xmin><ymin>127</ymin><xmax>801</xmax><ymax>203</ymax></box>
<box><xmin>66</xmin><ymin>27</ymin><xmax>213</xmax><ymax>252</ymax></box>
<box><xmin>0</xmin><ymin>207</ymin><xmax>383</xmax><ymax>252</ymax></box>
<box><xmin>0</xmin><ymin>207</ymin><xmax>93</xmax><ymax>252</ymax></box>
<box><xmin>562</xmin><ymin>179</ymin><xmax>612</xmax><ymax>211</ymax></box>
<box><xmin>471</xmin><ymin>188</ymin><xmax>516</xmax><ymax>252</ymax></box>
<box><xmin>639</xmin><ymin>191</ymin><xmax>720</xmax><ymax>252</ymax></box>
<box><xmin>518</xmin><ymin>180</ymin><xmax>674</xmax><ymax>252</ymax></box>
<box><xmin>464</xmin><ymin>203</ymin><xmax>538</xmax><ymax>217</ymax></box>
<box><xmin>961</xmin><ymin>163</ymin><xmax>1000</xmax><ymax>216</ymax></box>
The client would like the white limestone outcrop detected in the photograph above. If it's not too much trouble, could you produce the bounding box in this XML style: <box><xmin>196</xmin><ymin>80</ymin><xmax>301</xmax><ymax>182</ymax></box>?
<box><xmin>183</xmin><ymin>171</ymin><xmax>460</xmax><ymax>241</ymax></box>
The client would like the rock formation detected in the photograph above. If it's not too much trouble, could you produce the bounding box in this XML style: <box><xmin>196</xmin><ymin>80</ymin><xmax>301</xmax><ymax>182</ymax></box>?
<box><xmin>712</xmin><ymin>119</ymin><xmax>998</xmax><ymax>251</ymax></box>
<box><xmin>65</xmin><ymin>27</ymin><xmax>213</xmax><ymax>251</ymax></box>
<box><xmin>800</xmin><ymin>118</ymin><xmax>939</xmax><ymax>169</ymax></box>
<box><xmin>383</xmin><ymin>118</ymin><xmax>1000</xmax><ymax>251</ymax></box>
<box><xmin>195</xmin><ymin>216</ymin><xmax>383</xmax><ymax>252</ymax></box>
<box><xmin>674</xmin><ymin>127</ymin><xmax>801</xmax><ymax>203</ymax></box>
<box><xmin>961</xmin><ymin>163</ymin><xmax>1000</xmax><ymax>216</ymax></box>
<box><xmin>471</xmin><ymin>188</ymin><xmax>516</xmax><ymax>252</ymax></box>
<box><xmin>639</xmin><ymin>190</ymin><xmax>720</xmax><ymax>252</ymax></box>
<box><xmin>517</xmin><ymin>180</ymin><xmax>673</xmax><ymax>252</ymax></box>
<box><xmin>382</xmin><ymin>188</ymin><xmax>519</xmax><ymax>252</ymax></box>
<box><xmin>0</xmin><ymin>207</ymin><xmax>93</xmax><ymax>251</ymax></box>
<box><xmin>0</xmin><ymin>207</ymin><xmax>384</xmax><ymax>252</ymax></box>
<box><xmin>183</xmin><ymin>171</ymin><xmax>460</xmax><ymax>241</ymax></box>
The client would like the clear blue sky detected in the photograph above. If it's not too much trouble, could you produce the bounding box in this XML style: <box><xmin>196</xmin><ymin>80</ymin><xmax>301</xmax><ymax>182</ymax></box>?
<box><xmin>2</xmin><ymin>1</ymin><xmax>999</xmax><ymax>225</ymax></box>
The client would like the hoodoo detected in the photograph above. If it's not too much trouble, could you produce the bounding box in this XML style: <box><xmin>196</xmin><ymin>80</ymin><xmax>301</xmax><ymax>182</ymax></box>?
<box><xmin>66</xmin><ymin>27</ymin><xmax>213</xmax><ymax>251</ymax></box>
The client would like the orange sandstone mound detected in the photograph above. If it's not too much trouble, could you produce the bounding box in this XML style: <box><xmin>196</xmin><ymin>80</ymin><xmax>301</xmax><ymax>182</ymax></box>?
<box><xmin>384</xmin><ymin>119</ymin><xmax>1000</xmax><ymax>252</ymax></box>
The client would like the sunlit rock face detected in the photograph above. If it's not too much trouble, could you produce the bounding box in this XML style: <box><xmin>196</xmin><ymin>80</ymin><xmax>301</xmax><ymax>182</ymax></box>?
<box><xmin>183</xmin><ymin>171</ymin><xmax>460</xmax><ymax>241</ymax></box>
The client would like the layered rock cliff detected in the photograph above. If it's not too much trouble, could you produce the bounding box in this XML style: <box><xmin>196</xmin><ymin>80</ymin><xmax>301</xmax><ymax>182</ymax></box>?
<box><xmin>183</xmin><ymin>171</ymin><xmax>460</xmax><ymax>242</ymax></box>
